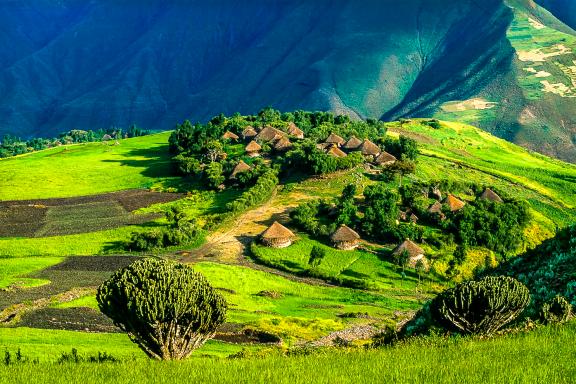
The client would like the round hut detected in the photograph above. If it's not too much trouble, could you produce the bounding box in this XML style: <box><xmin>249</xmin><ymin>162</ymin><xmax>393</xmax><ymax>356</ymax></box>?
<box><xmin>230</xmin><ymin>160</ymin><xmax>252</xmax><ymax>179</ymax></box>
<box><xmin>392</xmin><ymin>239</ymin><xmax>428</xmax><ymax>269</ymax></box>
<box><xmin>479</xmin><ymin>188</ymin><xmax>503</xmax><ymax>203</ymax></box>
<box><xmin>287</xmin><ymin>122</ymin><xmax>304</xmax><ymax>139</ymax></box>
<box><xmin>222</xmin><ymin>131</ymin><xmax>239</xmax><ymax>141</ymax></box>
<box><xmin>343</xmin><ymin>136</ymin><xmax>362</xmax><ymax>151</ymax></box>
<box><xmin>330</xmin><ymin>225</ymin><xmax>361</xmax><ymax>250</ymax></box>
<box><xmin>325</xmin><ymin>133</ymin><xmax>345</xmax><ymax>147</ymax></box>
<box><xmin>245</xmin><ymin>140</ymin><xmax>262</xmax><ymax>157</ymax></box>
<box><xmin>444</xmin><ymin>194</ymin><xmax>466</xmax><ymax>212</ymax></box>
<box><xmin>260</xmin><ymin>221</ymin><xmax>295</xmax><ymax>248</ymax></box>
<box><xmin>242</xmin><ymin>126</ymin><xmax>258</xmax><ymax>141</ymax></box>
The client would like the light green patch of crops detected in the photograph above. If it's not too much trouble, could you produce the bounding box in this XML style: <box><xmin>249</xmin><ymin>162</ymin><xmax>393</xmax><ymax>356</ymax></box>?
<box><xmin>0</xmin><ymin>133</ymin><xmax>182</xmax><ymax>200</ymax></box>
<box><xmin>0</xmin><ymin>257</ymin><xmax>64</xmax><ymax>289</ymax></box>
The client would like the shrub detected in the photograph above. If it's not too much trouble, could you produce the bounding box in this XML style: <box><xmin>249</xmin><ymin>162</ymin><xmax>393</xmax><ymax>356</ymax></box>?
<box><xmin>97</xmin><ymin>258</ymin><xmax>227</xmax><ymax>360</ymax></box>
<box><xmin>540</xmin><ymin>296</ymin><xmax>572</xmax><ymax>324</ymax></box>
<box><xmin>431</xmin><ymin>276</ymin><xmax>530</xmax><ymax>335</ymax></box>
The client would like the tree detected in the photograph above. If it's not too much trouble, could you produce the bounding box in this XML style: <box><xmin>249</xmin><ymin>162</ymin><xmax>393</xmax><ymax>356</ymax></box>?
<box><xmin>204</xmin><ymin>162</ymin><xmax>225</xmax><ymax>189</ymax></box>
<box><xmin>383</xmin><ymin>160</ymin><xmax>416</xmax><ymax>186</ymax></box>
<box><xmin>415</xmin><ymin>259</ymin><xmax>426</xmax><ymax>283</ymax></box>
<box><xmin>204</xmin><ymin>140</ymin><xmax>225</xmax><ymax>163</ymax></box>
<box><xmin>540</xmin><ymin>296</ymin><xmax>572</xmax><ymax>324</ymax></box>
<box><xmin>395</xmin><ymin>249</ymin><xmax>411</xmax><ymax>275</ymax></box>
<box><xmin>399</xmin><ymin>136</ymin><xmax>418</xmax><ymax>160</ymax></box>
<box><xmin>308</xmin><ymin>246</ymin><xmax>326</xmax><ymax>268</ymax></box>
<box><xmin>362</xmin><ymin>184</ymin><xmax>400</xmax><ymax>241</ymax></box>
<box><xmin>97</xmin><ymin>259</ymin><xmax>226</xmax><ymax>360</ymax></box>
<box><xmin>431</xmin><ymin>276</ymin><xmax>530</xmax><ymax>335</ymax></box>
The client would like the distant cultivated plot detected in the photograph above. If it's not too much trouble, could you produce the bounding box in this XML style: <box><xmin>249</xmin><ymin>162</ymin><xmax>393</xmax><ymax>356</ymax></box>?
<box><xmin>0</xmin><ymin>190</ymin><xmax>183</xmax><ymax>238</ymax></box>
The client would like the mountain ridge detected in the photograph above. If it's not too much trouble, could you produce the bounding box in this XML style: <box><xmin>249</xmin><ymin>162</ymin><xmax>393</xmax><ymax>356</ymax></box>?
<box><xmin>1</xmin><ymin>0</ymin><xmax>575</xmax><ymax>161</ymax></box>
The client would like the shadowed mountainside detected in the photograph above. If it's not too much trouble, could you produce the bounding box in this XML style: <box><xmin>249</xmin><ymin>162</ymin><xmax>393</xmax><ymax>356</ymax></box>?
<box><xmin>0</xmin><ymin>0</ymin><xmax>575</xmax><ymax>160</ymax></box>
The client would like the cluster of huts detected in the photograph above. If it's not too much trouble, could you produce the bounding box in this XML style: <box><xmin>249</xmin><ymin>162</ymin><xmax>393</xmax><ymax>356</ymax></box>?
<box><xmin>317</xmin><ymin>133</ymin><xmax>397</xmax><ymax>165</ymax></box>
<box><xmin>258</xmin><ymin>220</ymin><xmax>427</xmax><ymax>270</ymax></box>
<box><xmin>223</xmin><ymin>126</ymin><xmax>398</xmax><ymax>182</ymax></box>
<box><xmin>222</xmin><ymin>122</ymin><xmax>304</xmax><ymax>159</ymax></box>
<box><xmin>257</xmin><ymin>187</ymin><xmax>504</xmax><ymax>272</ymax></box>
<box><xmin>424</xmin><ymin>187</ymin><xmax>503</xmax><ymax>222</ymax></box>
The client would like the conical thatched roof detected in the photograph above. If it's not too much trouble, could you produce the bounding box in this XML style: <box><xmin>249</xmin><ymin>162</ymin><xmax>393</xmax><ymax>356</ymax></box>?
<box><xmin>317</xmin><ymin>143</ymin><xmax>334</xmax><ymax>151</ymax></box>
<box><xmin>343</xmin><ymin>136</ymin><xmax>362</xmax><ymax>150</ymax></box>
<box><xmin>245</xmin><ymin>140</ymin><xmax>262</xmax><ymax>152</ymax></box>
<box><xmin>327</xmin><ymin>146</ymin><xmax>348</xmax><ymax>158</ymax></box>
<box><xmin>331</xmin><ymin>225</ymin><xmax>360</xmax><ymax>242</ymax></box>
<box><xmin>374</xmin><ymin>151</ymin><xmax>397</xmax><ymax>165</ymax></box>
<box><xmin>325</xmin><ymin>133</ymin><xmax>345</xmax><ymax>146</ymax></box>
<box><xmin>392</xmin><ymin>239</ymin><xmax>425</xmax><ymax>258</ymax></box>
<box><xmin>222</xmin><ymin>131</ymin><xmax>239</xmax><ymax>140</ymax></box>
<box><xmin>274</xmin><ymin>137</ymin><xmax>293</xmax><ymax>151</ymax></box>
<box><xmin>428</xmin><ymin>201</ymin><xmax>443</xmax><ymax>214</ymax></box>
<box><xmin>445</xmin><ymin>194</ymin><xmax>466</xmax><ymax>212</ymax></box>
<box><xmin>242</xmin><ymin>126</ymin><xmax>258</xmax><ymax>139</ymax></box>
<box><xmin>230</xmin><ymin>160</ymin><xmax>252</xmax><ymax>178</ymax></box>
<box><xmin>261</xmin><ymin>221</ymin><xmax>295</xmax><ymax>240</ymax></box>
<box><xmin>359</xmin><ymin>139</ymin><xmax>381</xmax><ymax>156</ymax></box>
<box><xmin>256</xmin><ymin>126</ymin><xmax>286</xmax><ymax>142</ymax></box>
<box><xmin>287</xmin><ymin>122</ymin><xmax>304</xmax><ymax>139</ymax></box>
<box><xmin>480</xmin><ymin>188</ymin><xmax>503</xmax><ymax>203</ymax></box>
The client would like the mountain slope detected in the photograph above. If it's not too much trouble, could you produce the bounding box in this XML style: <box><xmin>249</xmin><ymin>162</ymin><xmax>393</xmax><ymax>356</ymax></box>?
<box><xmin>0</xmin><ymin>0</ymin><xmax>575</xmax><ymax>161</ymax></box>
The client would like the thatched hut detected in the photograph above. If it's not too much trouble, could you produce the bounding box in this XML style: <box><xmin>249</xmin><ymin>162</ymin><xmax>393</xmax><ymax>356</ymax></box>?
<box><xmin>242</xmin><ymin>126</ymin><xmax>258</xmax><ymax>141</ymax></box>
<box><xmin>287</xmin><ymin>122</ymin><xmax>304</xmax><ymax>139</ymax></box>
<box><xmin>392</xmin><ymin>239</ymin><xmax>428</xmax><ymax>269</ymax></box>
<box><xmin>256</xmin><ymin>126</ymin><xmax>286</xmax><ymax>142</ymax></box>
<box><xmin>479</xmin><ymin>188</ymin><xmax>503</xmax><ymax>203</ymax></box>
<box><xmin>327</xmin><ymin>146</ymin><xmax>348</xmax><ymax>158</ymax></box>
<box><xmin>444</xmin><ymin>194</ymin><xmax>466</xmax><ymax>212</ymax></box>
<box><xmin>273</xmin><ymin>137</ymin><xmax>293</xmax><ymax>152</ymax></box>
<box><xmin>428</xmin><ymin>201</ymin><xmax>442</xmax><ymax>214</ymax></box>
<box><xmin>343</xmin><ymin>136</ymin><xmax>362</xmax><ymax>151</ymax></box>
<box><xmin>245</xmin><ymin>140</ymin><xmax>262</xmax><ymax>157</ymax></box>
<box><xmin>330</xmin><ymin>225</ymin><xmax>361</xmax><ymax>250</ymax></box>
<box><xmin>260</xmin><ymin>221</ymin><xmax>295</xmax><ymax>248</ymax></box>
<box><xmin>374</xmin><ymin>151</ymin><xmax>397</xmax><ymax>166</ymax></box>
<box><xmin>230</xmin><ymin>160</ymin><xmax>252</xmax><ymax>179</ymax></box>
<box><xmin>409</xmin><ymin>213</ymin><xmax>419</xmax><ymax>224</ymax></box>
<box><xmin>316</xmin><ymin>142</ymin><xmax>334</xmax><ymax>151</ymax></box>
<box><xmin>359</xmin><ymin>139</ymin><xmax>381</xmax><ymax>157</ymax></box>
<box><xmin>325</xmin><ymin>133</ymin><xmax>345</xmax><ymax>147</ymax></box>
<box><xmin>222</xmin><ymin>131</ymin><xmax>239</xmax><ymax>141</ymax></box>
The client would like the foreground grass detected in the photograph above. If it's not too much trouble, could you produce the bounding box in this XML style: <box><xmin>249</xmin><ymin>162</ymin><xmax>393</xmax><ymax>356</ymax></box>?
<box><xmin>0</xmin><ymin>132</ymin><xmax>180</xmax><ymax>200</ymax></box>
<box><xmin>1</xmin><ymin>323</ymin><xmax>574</xmax><ymax>384</ymax></box>
<box><xmin>0</xmin><ymin>328</ymin><xmax>252</xmax><ymax>362</ymax></box>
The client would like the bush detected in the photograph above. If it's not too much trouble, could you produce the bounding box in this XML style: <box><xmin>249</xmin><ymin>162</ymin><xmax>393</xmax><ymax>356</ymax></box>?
<box><xmin>540</xmin><ymin>296</ymin><xmax>572</xmax><ymax>324</ymax></box>
<box><xmin>431</xmin><ymin>276</ymin><xmax>530</xmax><ymax>335</ymax></box>
<box><xmin>226</xmin><ymin>169</ymin><xmax>279</xmax><ymax>213</ymax></box>
<box><xmin>97</xmin><ymin>258</ymin><xmax>227</xmax><ymax>360</ymax></box>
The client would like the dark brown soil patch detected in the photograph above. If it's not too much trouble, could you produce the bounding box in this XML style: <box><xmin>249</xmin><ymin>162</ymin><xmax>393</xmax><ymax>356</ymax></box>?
<box><xmin>17</xmin><ymin>307</ymin><xmax>119</xmax><ymax>333</ymax></box>
<box><xmin>0</xmin><ymin>256</ymin><xmax>137</xmax><ymax>310</ymax></box>
<box><xmin>0</xmin><ymin>190</ymin><xmax>184</xmax><ymax>238</ymax></box>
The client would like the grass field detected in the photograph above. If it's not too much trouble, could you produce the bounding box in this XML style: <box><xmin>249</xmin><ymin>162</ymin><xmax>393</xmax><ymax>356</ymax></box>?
<box><xmin>1</xmin><ymin>323</ymin><xmax>574</xmax><ymax>383</ymax></box>
<box><xmin>389</xmin><ymin>121</ymin><xmax>576</xmax><ymax>227</ymax></box>
<box><xmin>0</xmin><ymin>132</ymin><xmax>180</xmax><ymax>200</ymax></box>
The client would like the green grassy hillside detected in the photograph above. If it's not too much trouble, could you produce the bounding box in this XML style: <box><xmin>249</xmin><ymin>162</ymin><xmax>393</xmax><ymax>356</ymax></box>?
<box><xmin>1</xmin><ymin>322</ymin><xmax>574</xmax><ymax>384</ymax></box>
<box><xmin>0</xmin><ymin>132</ymin><xmax>178</xmax><ymax>200</ymax></box>
<box><xmin>1</xmin><ymin>117</ymin><xmax>576</xmax><ymax>379</ymax></box>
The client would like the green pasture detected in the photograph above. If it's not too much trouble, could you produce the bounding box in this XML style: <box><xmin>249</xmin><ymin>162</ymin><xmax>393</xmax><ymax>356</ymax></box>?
<box><xmin>0</xmin><ymin>132</ymin><xmax>180</xmax><ymax>200</ymax></box>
